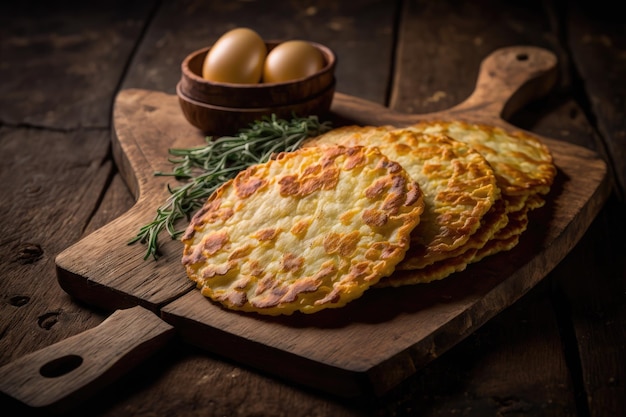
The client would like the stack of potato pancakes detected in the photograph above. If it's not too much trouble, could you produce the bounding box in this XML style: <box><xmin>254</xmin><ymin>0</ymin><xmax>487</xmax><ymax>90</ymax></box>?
<box><xmin>181</xmin><ymin>121</ymin><xmax>557</xmax><ymax>316</ymax></box>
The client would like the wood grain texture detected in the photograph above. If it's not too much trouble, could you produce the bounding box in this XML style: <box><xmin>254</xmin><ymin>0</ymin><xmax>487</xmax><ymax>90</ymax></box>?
<box><xmin>0</xmin><ymin>128</ymin><xmax>113</xmax><ymax>365</ymax></box>
<box><xmin>559</xmin><ymin>3</ymin><xmax>626</xmax><ymax>416</ymax></box>
<box><xmin>567</xmin><ymin>1</ymin><xmax>626</xmax><ymax>198</ymax></box>
<box><xmin>383</xmin><ymin>5</ymin><xmax>626</xmax><ymax>413</ymax></box>
<box><xmin>0</xmin><ymin>306</ymin><xmax>175</xmax><ymax>414</ymax></box>
<box><xmin>56</xmin><ymin>89</ymin><xmax>201</xmax><ymax>312</ymax></box>
<box><xmin>120</xmin><ymin>0</ymin><xmax>397</xmax><ymax>105</ymax></box>
<box><xmin>53</xmin><ymin>46</ymin><xmax>611</xmax><ymax>398</ymax></box>
<box><xmin>2</xmin><ymin>1</ymin><xmax>624</xmax><ymax>416</ymax></box>
<box><xmin>0</xmin><ymin>1</ymin><xmax>153</xmax><ymax>129</ymax></box>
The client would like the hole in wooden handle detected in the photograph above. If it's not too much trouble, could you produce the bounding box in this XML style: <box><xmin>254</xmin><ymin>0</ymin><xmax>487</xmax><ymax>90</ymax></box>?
<box><xmin>516</xmin><ymin>53</ymin><xmax>529</xmax><ymax>61</ymax></box>
<box><xmin>39</xmin><ymin>354</ymin><xmax>83</xmax><ymax>378</ymax></box>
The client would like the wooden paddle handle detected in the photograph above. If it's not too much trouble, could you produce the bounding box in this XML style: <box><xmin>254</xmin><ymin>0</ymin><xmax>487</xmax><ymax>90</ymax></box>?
<box><xmin>453</xmin><ymin>45</ymin><xmax>559</xmax><ymax>120</ymax></box>
<box><xmin>329</xmin><ymin>45</ymin><xmax>558</xmax><ymax>126</ymax></box>
<box><xmin>0</xmin><ymin>306</ymin><xmax>175</xmax><ymax>414</ymax></box>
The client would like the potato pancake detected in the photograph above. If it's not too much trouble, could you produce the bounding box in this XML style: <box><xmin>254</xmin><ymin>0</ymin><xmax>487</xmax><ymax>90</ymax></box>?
<box><xmin>181</xmin><ymin>145</ymin><xmax>424</xmax><ymax>315</ymax></box>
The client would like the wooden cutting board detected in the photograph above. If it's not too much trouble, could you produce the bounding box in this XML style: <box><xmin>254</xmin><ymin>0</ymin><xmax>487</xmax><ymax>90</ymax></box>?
<box><xmin>51</xmin><ymin>46</ymin><xmax>609</xmax><ymax>400</ymax></box>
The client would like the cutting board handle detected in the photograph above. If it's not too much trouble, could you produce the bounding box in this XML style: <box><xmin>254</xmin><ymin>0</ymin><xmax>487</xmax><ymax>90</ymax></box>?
<box><xmin>330</xmin><ymin>45</ymin><xmax>558</xmax><ymax>126</ymax></box>
<box><xmin>450</xmin><ymin>45</ymin><xmax>559</xmax><ymax>121</ymax></box>
<box><xmin>0</xmin><ymin>306</ymin><xmax>175</xmax><ymax>414</ymax></box>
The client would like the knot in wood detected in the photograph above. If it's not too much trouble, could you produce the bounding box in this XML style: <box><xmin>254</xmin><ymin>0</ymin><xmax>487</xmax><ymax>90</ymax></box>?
<box><xmin>15</xmin><ymin>242</ymin><xmax>43</xmax><ymax>264</ymax></box>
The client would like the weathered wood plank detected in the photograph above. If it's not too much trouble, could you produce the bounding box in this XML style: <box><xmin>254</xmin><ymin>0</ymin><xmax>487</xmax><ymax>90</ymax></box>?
<box><xmin>551</xmin><ymin>196</ymin><xmax>626</xmax><ymax>417</ymax></box>
<box><xmin>0</xmin><ymin>306</ymin><xmax>175</xmax><ymax>414</ymax></box>
<box><xmin>0</xmin><ymin>1</ymin><xmax>161</xmax><ymax>415</ymax></box>
<box><xmin>0</xmin><ymin>127</ymin><xmax>112</xmax><ymax>361</ymax></box>
<box><xmin>121</xmin><ymin>0</ymin><xmax>397</xmax><ymax>104</ymax></box>
<box><xmin>376</xmin><ymin>282</ymin><xmax>577</xmax><ymax>416</ymax></box>
<box><xmin>0</xmin><ymin>1</ymin><xmax>156</xmax><ymax>129</ymax></box>
<box><xmin>52</xmin><ymin>0</ymin><xmax>604</xmax><ymax>412</ymax></box>
<box><xmin>1</xmin><ymin>0</ymin><xmax>623</xmax><ymax>416</ymax></box>
<box><xmin>567</xmin><ymin>0</ymin><xmax>626</xmax><ymax>198</ymax></box>
<box><xmin>390</xmin><ymin>0</ymin><xmax>558</xmax><ymax>116</ymax></box>
<box><xmin>38</xmin><ymin>0</ymin><xmax>399</xmax><ymax>415</ymax></box>
<box><xmin>388</xmin><ymin>0</ymin><xmax>600</xmax><ymax>415</ymax></box>
<box><xmin>83</xmin><ymin>174</ymin><xmax>135</xmax><ymax>236</ymax></box>
<box><xmin>558</xmin><ymin>2</ymin><xmax>626</xmax><ymax>416</ymax></box>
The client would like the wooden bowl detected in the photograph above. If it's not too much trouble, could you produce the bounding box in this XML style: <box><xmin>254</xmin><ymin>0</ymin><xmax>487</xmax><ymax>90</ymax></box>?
<box><xmin>177</xmin><ymin>79</ymin><xmax>335</xmax><ymax>137</ymax></box>
<box><xmin>177</xmin><ymin>40</ymin><xmax>336</xmax><ymax>135</ymax></box>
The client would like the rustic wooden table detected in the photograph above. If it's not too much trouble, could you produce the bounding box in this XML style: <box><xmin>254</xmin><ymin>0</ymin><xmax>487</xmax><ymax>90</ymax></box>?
<box><xmin>1</xmin><ymin>1</ymin><xmax>624</xmax><ymax>416</ymax></box>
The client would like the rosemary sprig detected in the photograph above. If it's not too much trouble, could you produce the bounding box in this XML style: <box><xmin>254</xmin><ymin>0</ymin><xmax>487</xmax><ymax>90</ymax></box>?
<box><xmin>129</xmin><ymin>114</ymin><xmax>333</xmax><ymax>260</ymax></box>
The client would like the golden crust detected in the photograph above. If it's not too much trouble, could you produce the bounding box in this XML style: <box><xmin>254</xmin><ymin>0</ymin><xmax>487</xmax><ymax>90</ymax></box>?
<box><xmin>392</xmin><ymin>121</ymin><xmax>556</xmax><ymax>283</ymax></box>
<box><xmin>181</xmin><ymin>145</ymin><xmax>424</xmax><ymax>315</ymax></box>
<box><xmin>406</xmin><ymin>120</ymin><xmax>557</xmax><ymax>200</ymax></box>
<box><xmin>378</xmin><ymin>248</ymin><xmax>479</xmax><ymax>287</ymax></box>
<box><xmin>306</xmin><ymin>126</ymin><xmax>500</xmax><ymax>270</ymax></box>
<box><xmin>307</xmin><ymin>121</ymin><xmax>557</xmax><ymax>287</ymax></box>
<box><xmin>182</xmin><ymin>119</ymin><xmax>558</xmax><ymax>304</ymax></box>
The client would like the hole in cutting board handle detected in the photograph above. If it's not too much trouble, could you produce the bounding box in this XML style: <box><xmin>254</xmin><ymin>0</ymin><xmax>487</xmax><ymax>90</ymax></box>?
<box><xmin>39</xmin><ymin>354</ymin><xmax>83</xmax><ymax>378</ymax></box>
<box><xmin>516</xmin><ymin>53</ymin><xmax>529</xmax><ymax>61</ymax></box>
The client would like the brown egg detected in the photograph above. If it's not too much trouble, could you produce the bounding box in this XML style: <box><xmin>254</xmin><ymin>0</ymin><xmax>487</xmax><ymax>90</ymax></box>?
<box><xmin>202</xmin><ymin>28</ymin><xmax>267</xmax><ymax>84</ymax></box>
<box><xmin>262</xmin><ymin>40</ymin><xmax>325</xmax><ymax>83</ymax></box>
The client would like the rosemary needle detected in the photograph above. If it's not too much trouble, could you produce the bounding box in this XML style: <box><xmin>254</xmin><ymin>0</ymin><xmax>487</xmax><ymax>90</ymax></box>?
<box><xmin>129</xmin><ymin>114</ymin><xmax>333</xmax><ymax>260</ymax></box>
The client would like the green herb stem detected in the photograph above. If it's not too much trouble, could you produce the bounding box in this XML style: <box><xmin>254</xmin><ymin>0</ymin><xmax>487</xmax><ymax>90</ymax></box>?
<box><xmin>129</xmin><ymin>114</ymin><xmax>332</xmax><ymax>260</ymax></box>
